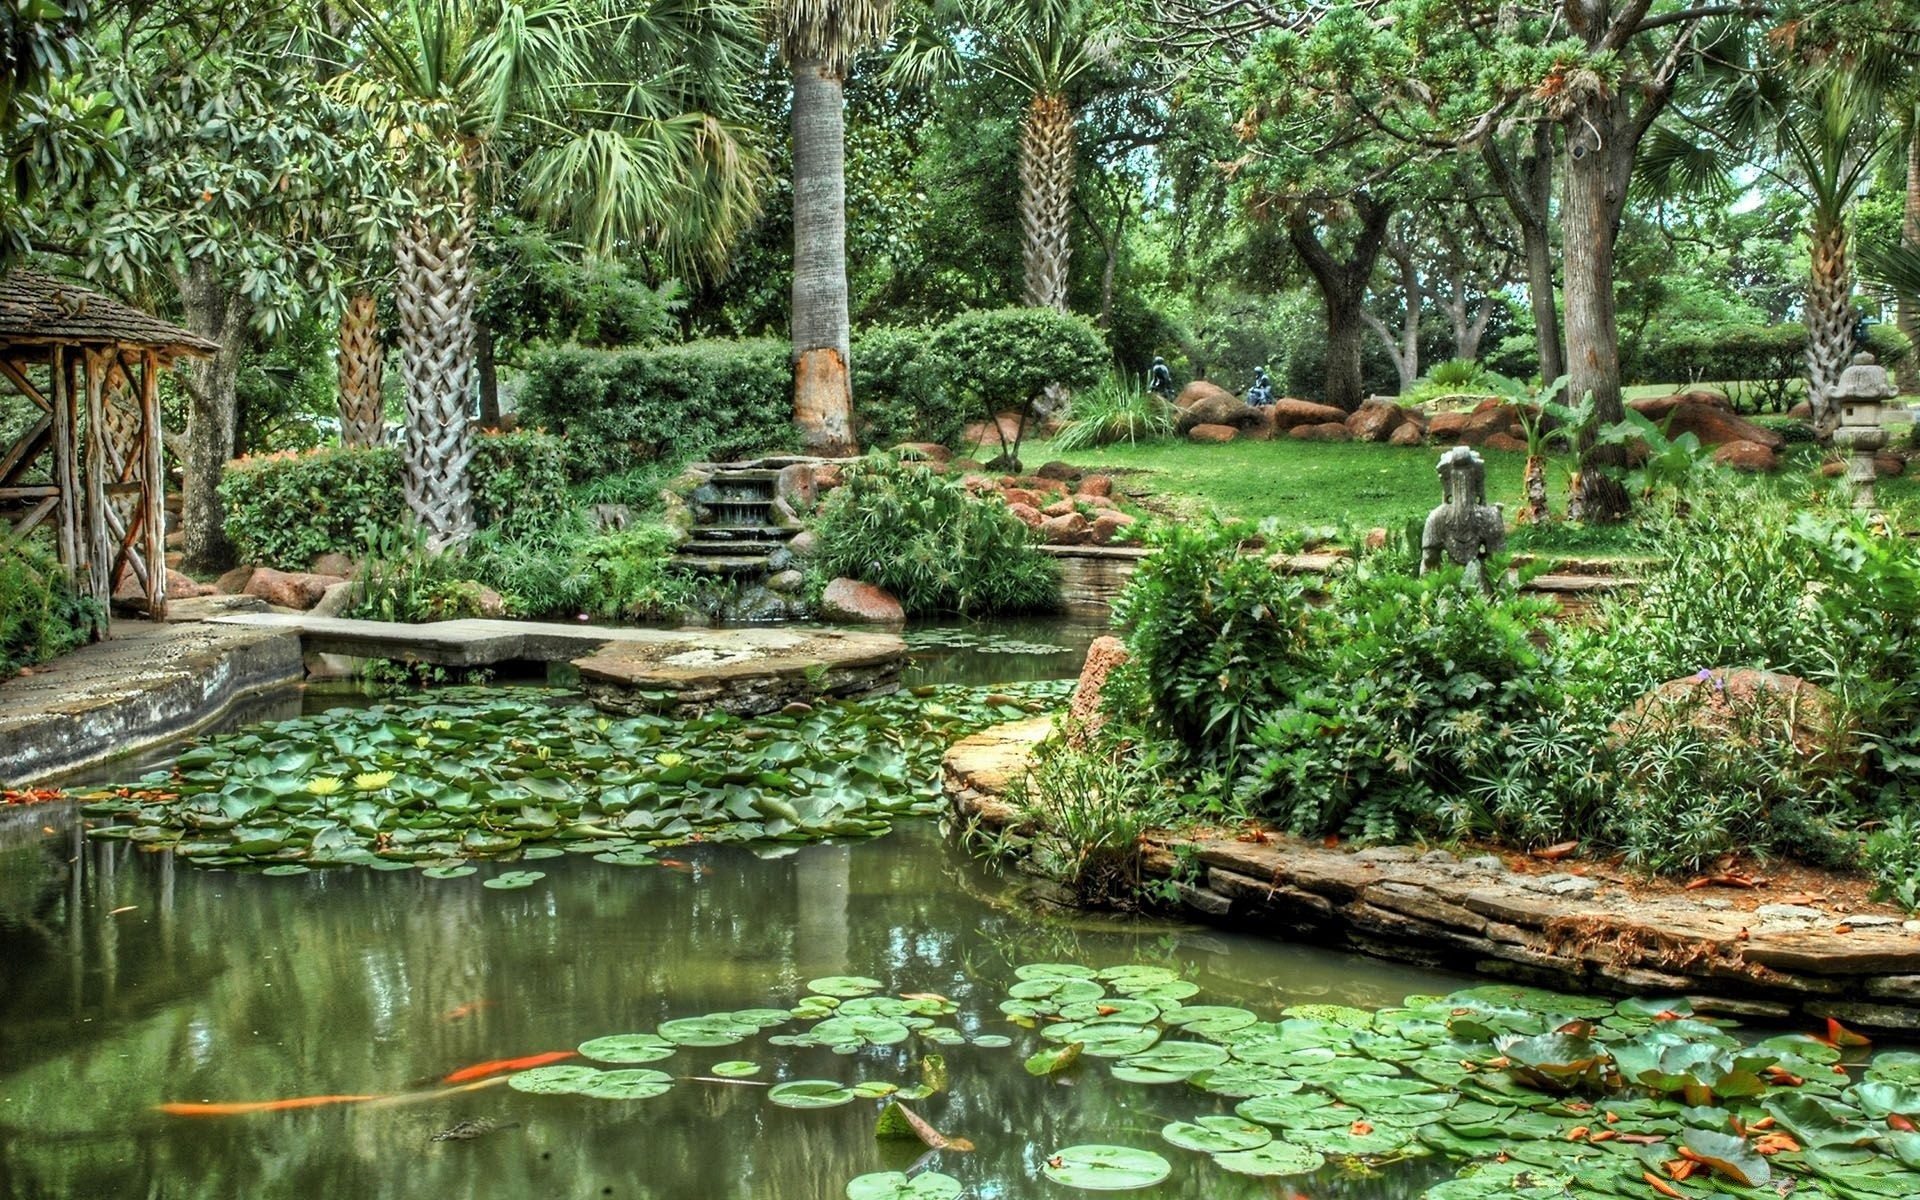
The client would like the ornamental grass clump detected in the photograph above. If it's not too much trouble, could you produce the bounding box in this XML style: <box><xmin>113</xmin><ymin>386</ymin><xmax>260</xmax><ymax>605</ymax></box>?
<box><xmin>810</xmin><ymin>454</ymin><xmax>1059</xmax><ymax>617</ymax></box>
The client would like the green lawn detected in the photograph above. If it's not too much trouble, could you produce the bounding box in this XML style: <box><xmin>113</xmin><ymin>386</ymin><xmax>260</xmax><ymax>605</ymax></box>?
<box><xmin>1042</xmin><ymin>435</ymin><xmax>1920</xmax><ymax>559</ymax></box>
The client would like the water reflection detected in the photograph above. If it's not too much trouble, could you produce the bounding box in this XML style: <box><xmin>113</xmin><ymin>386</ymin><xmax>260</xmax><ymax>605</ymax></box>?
<box><xmin>0</xmin><ymin>821</ymin><xmax>1473</xmax><ymax>1199</ymax></box>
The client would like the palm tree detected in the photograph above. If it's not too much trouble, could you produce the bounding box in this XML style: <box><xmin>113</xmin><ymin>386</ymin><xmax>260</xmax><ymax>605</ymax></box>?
<box><xmin>891</xmin><ymin>0</ymin><xmax>1122</xmax><ymax>311</ymax></box>
<box><xmin>778</xmin><ymin>0</ymin><xmax>895</xmax><ymax>456</ymax></box>
<box><xmin>328</xmin><ymin>0</ymin><xmax>763</xmax><ymax>546</ymax></box>
<box><xmin>336</xmin><ymin>288</ymin><xmax>386</xmax><ymax>447</ymax></box>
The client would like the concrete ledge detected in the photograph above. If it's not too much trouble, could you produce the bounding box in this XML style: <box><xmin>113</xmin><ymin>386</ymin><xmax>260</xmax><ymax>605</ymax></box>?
<box><xmin>0</xmin><ymin>622</ymin><xmax>305</xmax><ymax>786</ymax></box>
<box><xmin>944</xmin><ymin>716</ymin><xmax>1920</xmax><ymax>1031</ymax></box>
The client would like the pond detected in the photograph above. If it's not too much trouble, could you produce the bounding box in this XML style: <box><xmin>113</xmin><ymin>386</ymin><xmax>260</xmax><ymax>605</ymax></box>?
<box><xmin>3</xmin><ymin>620</ymin><xmax>1917</xmax><ymax>1200</ymax></box>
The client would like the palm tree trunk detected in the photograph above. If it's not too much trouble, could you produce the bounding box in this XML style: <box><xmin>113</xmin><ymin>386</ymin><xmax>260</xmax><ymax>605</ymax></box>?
<box><xmin>177</xmin><ymin>262</ymin><xmax>251</xmax><ymax>573</ymax></box>
<box><xmin>1899</xmin><ymin>121</ymin><xmax>1919</xmax><ymax>395</ymax></box>
<box><xmin>1020</xmin><ymin>91</ymin><xmax>1074</xmax><ymax>311</ymax></box>
<box><xmin>791</xmin><ymin>56</ymin><xmax>857</xmax><ymax>456</ymax></box>
<box><xmin>393</xmin><ymin>212</ymin><xmax>479</xmax><ymax>549</ymax></box>
<box><xmin>336</xmin><ymin>289</ymin><xmax>385</xmax><ymax>449</ymax></box>
<box><xmin>1805</xmin><ymin>215</ymin><xmax>1853</xmax><ymax>431</ymax></box>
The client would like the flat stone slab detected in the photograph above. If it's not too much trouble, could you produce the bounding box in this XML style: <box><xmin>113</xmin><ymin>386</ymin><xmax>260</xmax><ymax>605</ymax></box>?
<box><xmin>944</xmin><ymin>716</ymin><xmax>1920</xmax><ymax>1031</ymax></box>
<box><xmin>575</xmin><ymin>627</ymin><xmax>905</xmax><ymax>717</ymax></box>
<box><xmin>0</xmin><ymin>620</ymin><xmax>304</xmax><ymax>785</ymax></box>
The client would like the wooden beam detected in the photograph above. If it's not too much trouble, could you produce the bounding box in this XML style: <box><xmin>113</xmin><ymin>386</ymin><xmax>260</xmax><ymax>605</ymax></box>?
<box><xmin>0</xmin><ymin>356</ymin><xmax>51</xmax><ymax>414</ymax></box>
<box><xmin>2</xmin><ymin>494</ymin><xmax>57</xmax><ymax>539</ymax></box>
<box><xmin>83</xmin><ymin>347</ymin><xmax>111</xmax><ymax>608</ymax></box>
<box><xmin>50</xmin><ymin>345</ymin><xmax>78</xmax><ymax>580</ymax></box>
<box><xmin>0</xmin><ymin>486</ymin><xmax>58</xmax><ymax>500</ymax></box>
<box><xmin>0</xmin><ymin>415</ymin><xmax>50</xmax><ymax>486</ymax></box>
<box><xmin>140</xmin><ymin>349</ymin><xmax>166</xmax><ymax>618</ymax></box>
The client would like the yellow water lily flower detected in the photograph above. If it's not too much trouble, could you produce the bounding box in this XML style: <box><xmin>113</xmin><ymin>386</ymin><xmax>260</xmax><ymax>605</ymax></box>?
<box><xmin>352</xmin><ymin>771</ymin><xmax>397</xmax><ymax>791</ymax></box>
<box><xmin>306</xmin><ymin>777</ymin><xmax>345</xmax><ymax>796</ymax></box>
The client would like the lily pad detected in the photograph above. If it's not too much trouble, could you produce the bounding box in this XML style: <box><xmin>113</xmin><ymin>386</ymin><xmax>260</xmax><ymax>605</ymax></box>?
<box><xmin>711</xmin><ymin>1061</ymin><xmax>761</xmax><ymax>1078</ymax></box>
<box><xmin>575</xmin><ymin>1068</ymin><xmax>673</xmax><ymax>1100</ymax></box>
<box><xmin>507</xmin><ymin>1064</ymin><xmax>602</xmax><ymax>1094</ymax></box>
<box><xmin>1160</xmin><ymin>1116</ymin><xmax>1273</xmax><ymax>1154</ymax></box>
<box><xmin>809</xmin><ymin>976</ymin><xmax>885</xmax><ymax>998</ymax></box>
<box><xmin>482</xmin><ymin>870</ymin><xmax>545</xmax><ymax>890</ymax></box>
<box><xmin>844</xmin><ymin>1171</ymin><xmax>963</xmax><ymax>1200</ymax></box>
<box><xmin>421</xmin><ymin>864</ymin><xmax>477</xmax><ymax>879</ymax></box>
<box><xmin>769</xmin><ymin>1079</ymin><xmax>858</xmax><ymax>1109</ymax></box>
<box><xmin>659</xmin><ymin>1015</ymin><xmax>757</xmax><ymax>1047</ymax></box>
<box><xmin>578</xmin><ymin>1034</ymin><xmax>676</xmax><ymax>1064</ymax></box>
<box><xmin>1041</xmin><ymin>1144</ymin><xmax>1171</xmax><ymax>1191</ymax></box>
<box><xmin>1211</xmin><ymin>1140</ymin><xmax>1324</xmax><ymax>1176</ymax></box>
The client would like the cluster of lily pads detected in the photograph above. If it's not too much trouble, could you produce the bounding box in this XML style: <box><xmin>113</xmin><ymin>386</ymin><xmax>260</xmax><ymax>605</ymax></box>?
<box><xmin>77</xmin><ymin>681</ymin><xmax>1070</xmax><ymax>872</ymax></box>
<box><xmin>436</xmin><ymin>961</ymin><xmax>1920</xmax><ymax>1198</ymax></box>
<box><xmin>902</xmin><ymin>629</ymin><xmax>1072</xmax><ymax>656</ymax></box>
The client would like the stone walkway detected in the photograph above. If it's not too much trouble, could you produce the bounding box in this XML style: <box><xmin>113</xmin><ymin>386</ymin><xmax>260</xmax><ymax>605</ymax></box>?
<box><xmin>945</xmin><ymin>716</ymin><xmax>1920</xmax><ymax>1032</ymax></box>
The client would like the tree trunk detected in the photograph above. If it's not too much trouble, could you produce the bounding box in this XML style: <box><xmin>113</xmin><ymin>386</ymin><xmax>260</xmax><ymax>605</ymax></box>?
<box><xmin>393</xmin><ymin>211</ymin><xmax>479</xmax><ymax>549</ymax></box>
<box><xmin>1804</xmin><ymin>215</ymin><xmax>1854</xmax><ymax>430</ymax></box>
<box><xmin>1287</xmin><ymin>197</ymin><xmax>1393</xmax><ymax>411</ymax></box>
<box><xmin>477</xmin><ymin>314</ymin><xmax>500</xmax><ymax>430</ymax></box>
<box><xmin>1484</xmin><ymin>128</ymin><xmax>1564</xmax><ymax>382</ymax></box>
<box><xmin>1898</xmin><ymin>121</ymin><xmax>1918</xmax><ymax>395</ymax></box>
<box><xmin>1361</xmin><ymin>234</ymin><xmax>1422</xmax><ymax>393</ymax></box>
<box><xmin>176</xmin><ymin>262</ymin><xmax>250</xmax><ymax>573</ymax></box>
<box><xmin>336</xmin><ymin>289</ymin><xmax>385</xmax><ymax>448</ymax></box>
<box><xmin>790</xmin><ymin>56</ymin><xmax>857</xmax><ymax>455</ymax></box>
<box><xmin>1561</xmin><ymin>98</ymin><xmax>1632</xmax><ymax>524</ymax></box>
<box><xmin>1020</xmin><ymin>91</ymin><xmax>1075</xmax><ymax>311</ymax></box>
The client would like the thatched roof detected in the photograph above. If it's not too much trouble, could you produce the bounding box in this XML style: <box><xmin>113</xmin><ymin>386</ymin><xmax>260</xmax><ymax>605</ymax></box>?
<box><xmin>0</xmin><ymin>270</ymin><xmax>218</xmax><ymax>357</ymax></box>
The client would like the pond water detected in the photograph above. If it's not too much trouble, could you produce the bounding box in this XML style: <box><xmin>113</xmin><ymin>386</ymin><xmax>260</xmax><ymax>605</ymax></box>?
<box><xmin>4</xmin><ymin>619</ymin><xmax>1911</xmax><ymax>1199</ymax></box>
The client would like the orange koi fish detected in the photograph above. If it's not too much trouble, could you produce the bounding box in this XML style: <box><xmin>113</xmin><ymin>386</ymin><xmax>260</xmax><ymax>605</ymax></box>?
<box><xmin>158</xmin><ymin>1094</ymin><xmax>380</xmax><ymax>1117</ymax></box>
<box><xmin>441</xmin><ymin>1000</ymin><xmax>496</xmax><ymax>1021</ymax></box>
<box><xmin>442</xmin><ymin>1050</ymin><xmax>577</xmax><ymax>1084</ymax></box>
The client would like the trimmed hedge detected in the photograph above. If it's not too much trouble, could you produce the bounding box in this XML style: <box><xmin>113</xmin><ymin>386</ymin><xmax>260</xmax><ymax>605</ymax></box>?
<box><xmin>851</xmin><ymin>325</ymin><xmax>965</xmax><ymax>448</ymax></box>
<box><xmin>220</xmin><ymin>431</ymin><xmax>569</xmax><ymax>569</ymax></box>
<box><xmin>514</xmin><ymin>338</ymin><xmax>799</xmax><ymax>479</ymax></box>
<box><xmin>1626</xmin><ymin>322</ymin><xmax>1911</xmax><ymax>407</ymax></box>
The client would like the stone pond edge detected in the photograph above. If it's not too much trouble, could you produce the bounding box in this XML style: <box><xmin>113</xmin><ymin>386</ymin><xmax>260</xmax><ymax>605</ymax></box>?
<box><xmin>942</xmin><ymin>716</ymin><xmax>1920</xmax><ymax>1033</ymax></box>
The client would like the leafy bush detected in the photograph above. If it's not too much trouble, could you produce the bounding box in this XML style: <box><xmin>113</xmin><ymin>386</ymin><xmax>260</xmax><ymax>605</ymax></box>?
<box><xmin>1000</xmin><ymin>736</ymin><xmax>1180</xmax><ymax>905</ymax></box>
<box><xmin>572</xmin><ymin>526</ymin><xmax>697</xmax><ymax>620</ymax></box>
<box><xmin>0</xmin><ymin>543</ymin><xmax>99</xmax><ymax>672</ymax></box>
<box><xmin>851</xmin><ymin>325</ymin><xmax>964</xmax><ymax>448</ymax></box>
<box><xmin>1627</xmin><ymin>322</ymin><xmax>1911</xmax><ymax>412</ymax></box>
<box><xmin>809</xmin><ymin>454</ymin><xmax>1060</xmax><ymax>616</ymax></box>
<box><xmin>470</xmin><ymin>430</ymin><xmax>570</xmax><ymax>539</ymax></box>
<box><xmin>221</xmin><ymin>435</ymin><xmax>570</xmax><ymax>569</ymax></box>
<box><xmin>1242</xmin><ymin>567</ymin><xmax>1563</xmax><ymax>843</ymax></box>
<box><xmin>1109</xmin><ymin>520</ymin><xmax>1318</xmax><ymax>770</ymax></box>
<box><xmin>1866</xmin><ymin>813</ymin><xmax>1920</xmax><ymax>912</ymax></box>
<box><xmin>464</xmin><ymin>520</ymin><xmax>693</xmax><ymax>621</ymax></box>
<box><xmin>1425</xmin><ymin>358</ymin><xmax>1488</xmax><ymax>389</ymax></box>
<box><xmin>1049</xmin><ymin>373</ymin><xmax>1176</xmax><ymax>451</ymax></box>
<box><xmin>347</xmin><ymin>527</ymin><xmax>491</xmax><ymax>623</ymax></box>
<box><xmin>220</xmin><ymin>446</ymin><xmax>404</xmax><ymax>569</ymax></box>
<box><xmin>931</xmin><ymin>307</ymin><xmax>1107</xmax><ymax>463</ymax></box>
<box><xmin>515</xmin><ymin>339</ymin><xmax>798</xmax><ymax>480</ymax></box>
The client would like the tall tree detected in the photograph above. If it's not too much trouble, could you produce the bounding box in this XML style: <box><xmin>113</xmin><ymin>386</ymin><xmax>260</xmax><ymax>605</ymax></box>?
<box><xmin>778</xmin><ymin>0</ymin><xmax>895</xmax><ymax>456</ymax></box>
<box><xmin>329</xmin><ymin>0</ymin><xmax>762</xmax><ymax>547</ymax></box>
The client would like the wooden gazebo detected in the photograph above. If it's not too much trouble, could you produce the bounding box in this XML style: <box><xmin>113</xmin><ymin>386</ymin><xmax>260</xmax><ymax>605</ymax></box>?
<box><xmin>0</xmin><ymin>271</ymin><xmax>217</xmax><ymax>622</ymax></box>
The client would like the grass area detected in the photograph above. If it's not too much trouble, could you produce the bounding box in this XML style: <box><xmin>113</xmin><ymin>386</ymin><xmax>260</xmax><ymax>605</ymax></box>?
<box><xmin>1045</xmin><ymin>433</ymin><xmax>1920</xmax><ymax>559</ymax></box>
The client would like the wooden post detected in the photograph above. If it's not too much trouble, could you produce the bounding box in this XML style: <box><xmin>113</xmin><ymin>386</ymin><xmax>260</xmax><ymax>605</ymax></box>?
<box><xmin>48</xmin><ymin>347</ymin><xmax>79</xmax><ymax>584</ymax></box>
<box><xmin>139</xmin><ymin>350</ymin><xmax>166</xmax><ymax>618</ymax></box>
<box><xmin>83</xmin><ymin>348</ymin><xmax>110</xmax><ymax>608</ymax></box>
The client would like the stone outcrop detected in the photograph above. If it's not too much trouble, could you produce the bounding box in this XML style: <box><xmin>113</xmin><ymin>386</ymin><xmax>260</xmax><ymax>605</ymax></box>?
<box><xmin>1346</xmin><ymin>398</ymin><xmax>1413</xmax><ymax>443</ymax></box>
<box><xmin>1630</xmin><ymin>391</ymin><xmax>1784</xmax><ymax>450</ymax></box>
<box><xmin>1065</xmin><ymin>635</ymin><xmax>1129</xmax><ymax>747</ymax></box>
<box><xmin>1624</xmin><ymin>668</ymin><xmax>1849</xmax><ymax>760</ymax></box>
<box><xmin>1714</xmin><ymin>440</ymin><xmax>1780</xmax><ymax>473</ymax></box>
<box><xmin>1175</xmin><ymin>394</ymin><xmax>1265</xmax><ymax>435</ymax></box>
<box><xmin>1173</xmin><ymin>380</ymin><xmax>1235</xmax><ymax>410</ymax></box>
<box><xmin>1187</xmin><ymin>423</ymin><xmax>1240</xmax><ymax>444</ymax></box>
<box><xmin>244</xmin><ymin>568</ymin><xmax>346</xmax><ymax>611</ymax></box>
<box><xmin>1269</xmin><ymin>398</ymin><xmax>1350</xmax><ymax>431</ymax></box>
<box><xmin>819</xmin><ymin>577</ymin><xmax>906</xmax><ymax>624</ymax></box>
<box><xmin>1290</xmin><ymin>422</ymin><xmax>1351</xmax><ymax>442</ymax></box>
<box><xmin>575</xmin><ymin>627</ymin><xmax>904</xmax><ymax>718</ymax></box>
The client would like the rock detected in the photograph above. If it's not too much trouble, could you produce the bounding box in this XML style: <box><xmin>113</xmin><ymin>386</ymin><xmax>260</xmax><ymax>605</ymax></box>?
<box><xmin>1481</xmin><ymin>432</ymin><xmax>1529</xmax><ymax>454</ymax></box>
<box><xmin>214</xmin><ymin>566</ymin><xmax>256</xmax><ymax>595</ymax></box>
<box><xmin>164</xmin><ymin>551</ymin><xmax>184</xmax><ymax>569</ymax></box>
<box><xmin>1039</xmin><ymin>512</ymin><xmax>1089</xmax><ymax>544</ymax></box>
<box><xmin>813</xmin><ymin>464</ymin><xmax>845</xmax><ymax>492</ymax></box>
<box><xmin>1188</xmin><ymin>423</ymin><xmax>1239</xmax><ymax>443</ymax></box>
<box><xmin>1239</xmin><ymin>408</ymin><xmax>1276</xmax><ymax>440</ymax></box>
<box><xmin>819</xmin><ymin>578</ymin><xmax>905</xmax><ymax>624</ymax></box>
<box><xmin>1005</xmin><ymin>502</ymin><xmax>1045</xmax><ymax>529</ymax></box>
<box><xmin>1428</xmin><ymin>411</ymin><xmax>1471</xmax><ymax>440</ymax></box>
<box><xmin>310</xmin><ymin>580</ymin><xmax>362</xmax><ymax>619</ymax></box>
<box><xmin>1269</xmin><ymin>398</ymin><xmax>1351</xmax><ymax>431</ymax></box>
<box><xmin>1788</xmin><ymin>400</ymin><xmax>1814</xmax><ymax>420</ymax></box>
<box><xmin>1035</xmin><ymin>460</ymin><xmax>1081</xmax><ymax>482</ymax></box>
<box><xmin>1290</xmin><ymin>422</ymin><xmax>1352</xmax><ymax>442</ymax></box>
<box><xmin>244</xmin><ymin>567</ymin><xmax>345</xmax><ymax>611</ymax></box>
<box><xmin>1459</xmin><ymin>403</ymin><xmax>1525</xmax><ymax>445</ymax></box>
<box><xmin>1713</xmin><ymin>440</ymin><xmax>1780</xmax><ymax>473</ymax></box>
<box><xmin>1624</xmin><ymin>668</ymin><xmax>1850</xmax><ymax>761</ymax></box>
<box><xmin>164</xmin><ymin>529</ymin><xmax>185</xmax><ymax>550</ymax></box>
<box><xmin>1004</xmin><ymin>475</ymin><xmax>1068</xmax><ymax>498</ymax></box>
<box><xmin>1041</xmin><ymin>498</ymin><xmax>1077</xmax><ymax>518</ymax></box>
<box><xmin>113</xmin><ymin>569</ymin><xmax>209</xmax><ymax>612</ymax></box>
<box><xmin>766</xmin><ymin>569</ymin><xmax>805</xmax><ymax>594</ymax></box>
<box><xmin>1387</xmin><ymin>422</ymin><xmax>1425</xmax><ymax>447</ymax></box>
<box><xmin>1629</xmin><ymin>394</ymin><xmax>1784</xmax><ymax>449</ymax></box>
<box><xmin>1173</xmin><ymin>380</ymin><xmax>1235</xmax><ymax>410</ymax></box>
<box><xmin>775</xmin><ymin>462</ymin><xmax>818</xmax><ymax>512</ymax></box>
<box><xmin>1176</xmin><ymin>393</ymin><xmax>1265</xmax><ymax>435</ymax></box>
<box><xmin>949</xmin><ymin>458</ymin><xmax>986</xmax><ymax>475</ymax></box>
<box><xmin>1818</xmin><ymin>459</ymin><xmax>1846</xmax><ymax>478</ymax></box>
<box><xmin>309</xmin><ymin>552</ymin><xmax>357</xmax><ymax>579</ymax></box>
<box><xmin>1089</xmin><ymin>511</ymin><xmax>1137</xmax><ymax>544</ymax></box>
<box><xmin>1550</xmin><ymin>877</ymin><xmax>1599</xmax><ymax>898</ymax></box>
<box><xmin>963</xmin><ymin>411</ymin><xmax>1025</xmax><ymax>450</ymax></box>
<box><xmin>1066</xmin><ymin>635</ymin><xmax>1130</xmax><ymax>747</ymax></box>
<box><xmin>1419</xmin><ymin>849</ymin><xmax>1458</xmax><ymax>865</ymax></box>
<box><xmin>1364</xmin><ymin>527</ymin><xmax>1388</xmax><ymax>550</ymax></box>
<box><xmin>1002</xmin><ymin>487</ymin><xmax>1040</xmax><ymax>508</ymax></box>
<box><xmin>160</xmin><ymin>593</ymin><xmax>268</xmax><ymax>621</ymax></box>
<box><xmin>765</xmin><ymin>547</ymin><xmax>795</xmax><ymax>573</ymax></box>
<box><xmin>1077</xmin><ymin>474</ymin><xmax>1113</xmax><ymax>499</ymax></box>
<box><xmin>1347</xmin><ymin>398</ymin><xmax>1411</xmax><ymax>443</ymax></box>
<box><xmin>788</xmin><ymin>530</ymin><xmax>819</xmax><ymax>558</ymax></box>
<box><xmin>1462</xmin><ymin>855</ymin><xmax>1505</xmax><ymax>874</ymax></box>
<box><xmin>1755</xmin><ymin>904</ymin><xmax>1827</xmax><ymax>922</ymax></box>
<box><xmin>1877</xmin><ymin>453</ymin><xmax>1907</xmax><ymax>477</ymax></box>
<box><xmin>892</xmin><ymin>441</ymin><xmax>952</xmax><ymax>463</ymax></box>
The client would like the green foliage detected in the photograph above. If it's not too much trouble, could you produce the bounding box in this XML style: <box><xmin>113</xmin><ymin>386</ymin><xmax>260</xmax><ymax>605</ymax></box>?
<box><xmin>515</xmin><ymin>340</ymin><xmax>799</xmax><ymax>480</ymax></box>
<box><xmin>1109</xmin><ymin>520</ymin><xmax>1317</xmax><ymax>770</ymax></box>
<box><xmin>350</xmin><ymin>527</ymin><xmax>494</xmax><ymax>624</ymax></box>
<box><xmin>219</xmin><ymin>447</ymin><xmax>404</xmax><ymax>570</ymax></box>
<box><xmin>470</xmin><ymin>430</ymin><xmax>570</xmax><ymax>539</ymax></box>
<box><xmin>930</xmin><ymin>306</ymin><xmax>1107</xmax><ymax>424</ymax></box>
<box><xmin>851</xmin><ymin>325</ymin><xmax>964</xmax><ymax>448</ymax></box>
<box><xmin>0</xmin><ymin>542</ymin><xmax>99</xmax><ymax>672</ymax></box>
<box><xmin>571</xmin><ymin>526</ymin><xmax>697</xmax><ymax>621</ymax></box>
<box><xmin>1049</xmin><ymin>374</ymin><xmax>1176</xmax><ymax>451</ymax></box>
<box><xmin>463</xmin><ymin>521</ymin><xmax>693</xmax><ymax>622</ymax></box>
<box><xmin>1424</xmin><ymin>358</ymin><xmax>1487</xmax><ymax>389</ymax></box>
<box><xmin>809</xmin><ymin>455</ymin><xmax>1060</xmax><ymax>617</ymax></box>
<box><xmin>1242</xmin><ymin>567</ymin><xmax>1563</xmax><ymax>843</ymax></box>
<box><xmin>220</xmin><ymin>434</ymin><xmax>571</xmax><ymax>569</ymax></box>
<box><xmin>1866</xmin><ymin>813</ymin><xmax>1920</xmax><ymax>912</ymax></box>
<box><xmin>1002</xmin><ymin>737</ymin><xmax>1179</xmax><ymax>905</ymax></box>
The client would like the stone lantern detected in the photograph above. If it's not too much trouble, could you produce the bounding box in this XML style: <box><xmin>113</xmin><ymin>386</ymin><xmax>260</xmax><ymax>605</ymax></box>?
<box><xmin>1832</xmin><ymin>353</ymin><xmax>1904</xmax><ymax>511</ymax></box>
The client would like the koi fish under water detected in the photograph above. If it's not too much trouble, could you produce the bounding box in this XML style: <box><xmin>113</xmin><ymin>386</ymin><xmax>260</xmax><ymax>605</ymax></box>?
<box><xmin>158</xmin><ymin>1094</ymin><xmax>380</xmax><ymax>1117</ymax></box>
<box><xmin>441</xmin><ymin>1000</ymin><xmax>496</xmax><ymax>1021</ymax></box>
<box><xmin>441</xmin><ymin>1050</ymin><xmax>577</xmax><ymax>1084</ymax></box>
